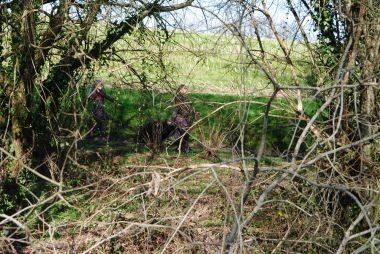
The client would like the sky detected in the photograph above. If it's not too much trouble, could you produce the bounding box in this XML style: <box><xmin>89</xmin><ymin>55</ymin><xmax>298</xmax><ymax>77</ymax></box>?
<box><xmin>41</xmin><ymin>0</ymin><xmax>316</xmax><ymax>41</ymax></box>
<box><xmin>151</xmin><ymin>0</ymin><xmax>316</xmax><ymax>40</ymax></box>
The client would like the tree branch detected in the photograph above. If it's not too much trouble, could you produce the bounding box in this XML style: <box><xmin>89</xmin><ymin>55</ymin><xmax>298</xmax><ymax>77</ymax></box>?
<box><xmin>35</xmin><ymin>0</ymin><xmax>75</xmax><ymax>70</ymax></box>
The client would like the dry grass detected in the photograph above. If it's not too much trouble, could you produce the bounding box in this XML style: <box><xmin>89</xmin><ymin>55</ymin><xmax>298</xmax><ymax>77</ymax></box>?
<box><xmin>12</xmin><ymin>149</ymin><xmax>342</xmax><ymax>254</ymax></box>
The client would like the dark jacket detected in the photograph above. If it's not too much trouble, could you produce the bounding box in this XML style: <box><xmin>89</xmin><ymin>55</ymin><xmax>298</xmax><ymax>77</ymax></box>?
<box><xmin>170</xmin><ymin>95</ymin><xmax>195</xmax><ymax>129</ymax></box>
<box><xmin>91</xmin><ymin>89</ymin><xmax>114</xmax><ymax>105</ymax></box>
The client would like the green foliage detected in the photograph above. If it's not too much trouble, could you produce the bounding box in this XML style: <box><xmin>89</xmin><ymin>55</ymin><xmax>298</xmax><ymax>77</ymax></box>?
<box><xmin>310</xmin><ymin>0</ymin><xmax>345</xmax><ymax>53</ymax></box>
<box><xmin>118</xmin><ymin>200</ymin><xmax>140</xmax><ymax>213</ymax></box>
<box><xmin>0</xmin><ymin>171</ymin><xmax>39</xmax><ymax>214</ymax></box>
<box><xmin>309</xmin><ymin>0</ymin><xmax>349</xmax><ymax>72</ymax></box>
<box><xmin>46</xmin><ymin>203</ymin><xmax>81</xmax><ymax>224</ymax></box>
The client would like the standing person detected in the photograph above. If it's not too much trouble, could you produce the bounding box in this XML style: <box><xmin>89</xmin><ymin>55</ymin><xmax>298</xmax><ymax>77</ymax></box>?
<box><xmin>168</xmin><ymin>84</ymin><xmax>198</xmax><ymax>153</ymax></box>
<box><xmin>88</xmin><ymin>80</ymin><xmax>115</xmax><ymax>141</ymax></box>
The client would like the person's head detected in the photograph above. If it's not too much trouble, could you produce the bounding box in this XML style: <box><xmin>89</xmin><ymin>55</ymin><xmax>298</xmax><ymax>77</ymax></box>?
<box><xmin>94</xmin><ymin>80</ymin><xmax>103</xmax><ymax>90</ymax></box>
<box><xmin>177</xmin><ymin>84</ymin><xmax>188</xmax><ymax>96</ymax></box>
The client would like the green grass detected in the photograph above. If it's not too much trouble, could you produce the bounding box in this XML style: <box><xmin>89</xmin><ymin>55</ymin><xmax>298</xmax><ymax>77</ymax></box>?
<box><xmin>48</xmin><ymin>205</ymin><xmax>81</xmax><ymax>224</ymax></box>
<box><xmin>78</xmin><ymin>87</ymin><xmax>322</xmax><ymax>154</ymax></box>
<box><xmin>163</xmin><ymin>33</ymin><xmax>311</xmax><ymax>91</ymax></box>
<box><xmin>86</xmin><ymin>27</ymin><xmax>313</xmax><ymax>94</ymax></box>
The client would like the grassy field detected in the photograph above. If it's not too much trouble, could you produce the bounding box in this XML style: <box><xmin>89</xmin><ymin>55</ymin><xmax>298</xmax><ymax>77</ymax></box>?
<box><xmin>88</xmin><ymin>27</ymin><xmax>313</xmax><ymax>95</ymax></box>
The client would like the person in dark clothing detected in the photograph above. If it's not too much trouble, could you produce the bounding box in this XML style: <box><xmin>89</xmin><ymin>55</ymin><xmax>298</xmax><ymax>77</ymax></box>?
<box><xmin>167</xmin><ymin>84</ymin><xmax>198</xmax><ymax>153</ymax></box>
<box><xmin>88</xmin><ymin>80</ymin><xmax>115</xmax><ymax>141</ymax></box>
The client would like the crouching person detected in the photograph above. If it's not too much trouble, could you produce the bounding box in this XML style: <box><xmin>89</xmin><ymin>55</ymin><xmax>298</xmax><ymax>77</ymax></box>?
<box><xmin>168</xmin><ymin>84</ymin><xmax>199</xmax><ymax>154</ymax></box>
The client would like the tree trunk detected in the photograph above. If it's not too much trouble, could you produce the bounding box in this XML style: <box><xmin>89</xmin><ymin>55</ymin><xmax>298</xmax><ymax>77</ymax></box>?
<box><xmin>360</xmin><ymin>12</ymin><xmax>380</xmax><ymax>160</ymax></box>
<box><xmin>9</xmin><ymin>0</ymin><xmax>36</xmax><ymax>173</ymax></box>
<box><xmin>11</xmin><ymin>79</ymin><xmax>28</xmax><ymax>176</ymax></box>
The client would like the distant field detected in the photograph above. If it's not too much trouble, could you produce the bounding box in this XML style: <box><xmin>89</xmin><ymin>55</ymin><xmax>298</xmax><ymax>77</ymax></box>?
<box><xmin>90</xmin><ymin>26</ymin><xmax>313</xmax><ymax>95</ymax></box>
<box><xmin>164</xmin><ymin>32</ymin><xmax>311</xmax><ymax>94</ymax></box>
